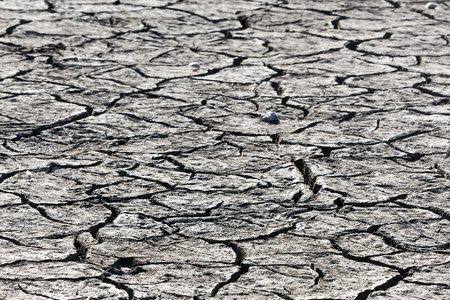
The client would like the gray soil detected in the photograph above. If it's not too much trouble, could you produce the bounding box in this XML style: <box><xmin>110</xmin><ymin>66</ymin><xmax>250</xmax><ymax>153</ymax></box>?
<box><xmin>1</xmin><ymin>0</ymin><xmax>449</xmax><ymax>299</ymax></box>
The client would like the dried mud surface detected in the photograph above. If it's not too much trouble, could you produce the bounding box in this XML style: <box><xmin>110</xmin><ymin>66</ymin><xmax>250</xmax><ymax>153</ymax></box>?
<box><xmin>0</xmin><ymin>0</ymin><xmax>449</xmax><ymax>299</ymax></box>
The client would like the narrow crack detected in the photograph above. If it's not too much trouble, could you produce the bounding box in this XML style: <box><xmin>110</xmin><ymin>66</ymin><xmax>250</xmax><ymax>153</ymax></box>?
<box><xmin>434</xmin><ymin>163</ymin><xmax>450</xmax><ymax>180</ymax></box>
<box><xmin>0</xmin><ymin>234</ymin><xmax>43</xmax><ymax>249</ymax></box>
<box><xmin>293</xmin><ymin>158</ymin><xmax>322</xmax><ymax>194</ymax></box>
<box><xmin>101</xmin><ymin>277</ymin><xmax>135</xmax><ymax>300</ymax></box>
<box><xmin>74</xmin><ymin>233</ymin><xmax>90</xmax><ymax>261</ymax></box>
<box><xmin>44</xmin><ymin>160</ymin><xmax>103</xmax><ymax>174</ymax></box>
<box><xmin>329</xmin><ymin>238</ymin><xmax>403</xmax><ymax>272</ymax></box>
<box><xmin>117</xmin><ymin>170</ymin><xmax>175</xmax><ymax>190</ymax></box>
<box><xmin>344</xmin><ymin>194</ymin><xmax>408</xmax><ymax>208</ymax></box>
<box><xmin>354</xmin><ymin>268</ymin><xmax>413</xmax><ymax>300</ymax></box>
<box><xmin>384</xmin><ymin>0</ymin><xmax>401</xmax><ymax>8</ymax></box>
<box><xmin>17</xmin><ymin>283</ymin><xmax>55</xmax><ymax>299</ymax></box>
<box><xmin>88</xmin><ymin>202</ymin><xmax>119</xmax><ymax>242</ymax></box>
<box><xmin>1</xmin><ymin>191</ymin><xmax>68</xmax><ymax>224</ymax></box>
<box><xmin>12</xmin><ymin>107</ymin><xmax>94</xmax><ymax>141</ymax></box>
<box><xmin>1</xmin><ymin>20</ymin><xmax>32</xmax><ymax>37</ymax></box>
<box><xmin>280</xmin><ymin>96</ymin><xmax>309</xmax><ymax>118</ymax></box>
<box><xmin>0</xmin><ymin>170</ymin><xmax>24</xmax><ymax>184</ymax></box>
<box><xmin>210</xmin><ymin>252</ymin><xmax>249</xmax><ymax>298</ymax></box>
<box><xmin>386</xmin><ymin>130</ymin><xmax>435</xmax><ymax>145</ymax></box>
<box><xmin>310</xmin><ymin>263</ymin><xmax>325</xmax><ymax>285</ymax></box>
<box><xmin>374</xmin><ymin>231</ymin><xmax>450</xmax><ymax>251</ymax></box>
<box><xmin>291</xmin><ymin>121</ymin><xmax>321</xmax><ymax>134</ymax></box>
<box><xmin>0</xmin><ymin>69</ymin><xmax>33</xmax><ymax>82</ymax></box>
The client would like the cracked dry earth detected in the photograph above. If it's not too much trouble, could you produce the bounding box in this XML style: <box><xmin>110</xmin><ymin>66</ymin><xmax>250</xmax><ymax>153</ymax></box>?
<box><xmin>0</xmin><ymin>0</ymin><xmax>449</xmax><ymax>299</ymax></box>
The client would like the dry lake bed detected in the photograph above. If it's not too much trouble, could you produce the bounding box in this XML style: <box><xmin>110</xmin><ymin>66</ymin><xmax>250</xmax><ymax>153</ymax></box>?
<box><xmin>0</xmin><ymin>0</ymin><xmax>449</xmax><ymax>299</ymax></box>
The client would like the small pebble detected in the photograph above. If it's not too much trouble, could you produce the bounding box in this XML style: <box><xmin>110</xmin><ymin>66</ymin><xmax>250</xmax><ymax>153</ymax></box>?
<box><xmin>261</xmin><ymin>112</ymin><xmax>279</xmax><ymax>123</ymax></box>
<box><xmin>257</xmin><ymin>181</ymin><xmax>273</xmax><ymax>188</ymax></box>
<box><xmin>424</xmin><ymin>2</ymin><xmax>439</xmax><ymax>9</ymax></box>
<box><xmin>189</xmin><ymin>62</ymin><xmax>200</xmax><ymax>71</ymax></box>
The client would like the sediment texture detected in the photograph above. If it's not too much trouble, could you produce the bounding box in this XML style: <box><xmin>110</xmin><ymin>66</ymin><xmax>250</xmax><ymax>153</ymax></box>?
<box><xmin>1</xmin><ymin>0</ymin><xmax>449</xmax><ymax>299</ymax></box>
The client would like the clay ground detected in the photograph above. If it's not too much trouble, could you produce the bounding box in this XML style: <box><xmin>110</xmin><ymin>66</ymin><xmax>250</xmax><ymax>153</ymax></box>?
<box><xmin>0</xmin><ymin>0</ymin><xmax>450</xmax><ymax>299</ymax></box>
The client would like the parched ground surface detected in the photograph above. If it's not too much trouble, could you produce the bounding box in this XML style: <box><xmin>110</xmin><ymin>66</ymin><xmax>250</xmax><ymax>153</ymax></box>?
<box><xmin>0</xmin><ymin>0</ymin><xmax>449</xmax><ymax>299</ymax></box>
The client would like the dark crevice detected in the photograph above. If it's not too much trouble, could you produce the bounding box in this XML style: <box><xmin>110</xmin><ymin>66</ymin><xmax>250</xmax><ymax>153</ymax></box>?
<box><xmin>74</xmin><ymin>233</ymin><xmax>89</xmax><ymax>261</ymax></box>
<box><xmin>272</xmin><ymin>291</ymin><xmax>296</xmax><ymax>300</ymax></box>
<box><xmin>291</xmin><ymin>121</ymin><xmax>321</xmax><ymax>134</ymax></box>
<box><xmin>101</xmin><ymin>277</ymin><xmax>134</xmax><ymax>300</ymax></box>
<box><xmin>310</xmin><ymin>263</ymin><xmax>325</xmax><ymax>285</ymax></box>
<box><xmin>291</xmin><ymin>190</ymin><xmax>302</xmax><ymax>203</ymax></box>
<box><xmin>329</xmin><ymin>238</ymin><xmax>402</xmax><ymax>271</ymax></box>
<box><xmin>0</xmin><ymin>170</ymin><xmax>23</xmax><ymax>184</ymax></box>
<box><xmin>205</xmin><ymin>202</ymin><xmax>223</xmax><ymax>216</ymax></box>
<box><xmin>210</xmin><ymin>264</ymin><xmax>249</xmax><ymax>297</ymax></box>
<box><xmin>270</xmin><ymin>81</ymin><xmax>284</xmax><ymax>96</ymax></box>
<box><xmin>304</xmin><ymin>8</ymin><xmax>340</xmax><ymax>16</ymax></box>
<box><xmin>12</xmin><ymin>107</ymin><xmax>94</xmax><ymax>141</ymax></box>
<box><xmin>186</xmin><ymin>223</ymin><xmax>297</xmax><ymax>245</ymax></box>
<box><xmin>228</xmin><ymin>242</ymin><xmax>247</xmax><ymax>265</ymax></box>
<box><xmin>280</xmin><ymin>97</ymin><xmax>309</xmax><ymax>118</ymax></box>
<box><xmin>4</xmin><ymin>191</ymin><xmax>67</xmax><ymax>223</ymax></box>
<box><xmin>338</xmin><ymin>111</ymin><xmax>356</xmax><ymax>123</ymax></box>
<box><xmin>345</xmin><ymin>40</ymin><xmax>363</xmax><ymax>51</ymax></box>
<box><xmin>106</xmin><ymin>257</ymin><xmax>145</xmax><ymax>275</ymax></box>
<box><xmin>412</xmin><ymin>9</ymin><xmax>439</xmax><ymax>21</ymax></box>
<box><xmin>295</xmin><ymin>47</ymin><xmax>342</xmax><ymax>58</ymax></box>
<box><xmin>366</xmin><ymin>224</ymin><xmax>382</xmax><ymax>234</ymax></box>
<box><xmin>386</xmin><ymin>130</ymin><xmax>434</xmax><ymax>144</ymax></box>
<box><xmin>2</xmin><ymin>20</ymin><xmax>32</xmax><ymax>36</ymax></box>
<box><xmin>117</xmin><ymin>170</ymin><xmax>175</xmax><ymax>190</ymax></box>
<box><xmin>270</xmin><ymin>133</ymin><xmax>282</xmax><ymax>144</ymax></box>
<box><xmin>51</xmin><ymin>93</ymin><xmax>91</xmax><ymax>109</ymax></box>
<box><xmin>262</xmin><ymin>40</ymin><xmax>274</xmax><ymax>54</ymax></box>
<box><xmin>319</xmin><ymin>146</ymin><xmax>341</xmax><ymax>157</ymax></box>
<box><xmin>403</xmin><ymin>279</ymin><xmax>450</xmax><ymax>288</ymax></box>
<box><xmin>331</xmin><ymin>17</ymin><xmax>345</xmax><ymax>30</ymax></box>
<box><xmin>434</xmin><ymin>163</ymin><xmax>450</xmax><ymax>180</ymax></box>
<box><xmin>220</xmin><ymin>29</ymin><xmax>233</xmax><ymax>39</ymax></box>
<box><xmin>293</xmin><ymin>158</ymin><xmax>322</xmax><ymax>194</ymax></box>
<box><xmin>180</xmin><ymin>114</ymin><xmax>211</xmax><ymax>131</ymax></box>
<box><xmin>17</xmin><ymin>283</ymin><xmax>55</xmax><ymax>299</ymax></box>
<box><xmin>323</xmin><ymin>187</ymin><xmax>348</xmax><ymax>197</ymax></box>
<box><xmin>391</xmin><ymin>200</ymin><xmax>450</xmax><ymax>222</ymax></box>
<box><xmin>163</xmin><ymin>7</ymin><xmax>226</xmax><ymax>24</ymax></box>
<box><xmin>119</xmin><ymin>112</ymin><xmax>176</xmax><ymax>128</ymax></box>
<box><xmin>44</xmin><ymin>0</ymin><xmax>56</xmax><ymax>12</ymax></box>
<box><xmin>85</xmin><ymin>179</ymin><xmax>134</xmax><ymax>196</ymax></box>
<box><xmin>383</xmin><ymin>32</ymin><xmax>393</xmax><ymax>39</ymax></box>
<box><xmin>385</xmin><ymin>0</ymin><xmax>401</xmax><ymax>8</ymax></box>
<box><xmin>164</xmin><ymin>156</ymin><xmax>194</xmax><ymax>173</ymax></box>
<box><xmin>441</xmin><ymin>35</ymin><xmax>450</xmax><ymax>45</ymax></box>
<box><xmin>44</xmin><ymin>160</ymin><xmax>102</xmax><ymax>173</ymax></box>
<box><xmin>266</xmin><ymin>65</ymin><xmax>285</xmax><ymax>77</ymax></box>
<box><xmin>333</xmin><ymin>197</ymin><xmax>345</xmax><ymax>213</ymax></box>
<box><xmin>414</xmin><ymin>86</ymin><xmax>448</xmax><ymax>98</ymax></box>
<box><xmin>237</xmin><ymin>15</ymin><xmax>250</xmax><ymax>29</ymax></box>
<box><xmin>0</xmin><ymin>69</ymin><xmax>33</xmax><ymax>82</ymax></box>
<box><xmin>373</xmin><ymin>231</ymin><xmax>450</xmax><ymax>251</ymax></box>
<box><xmin>335</xmin><ymin>76</ymin><xmax>347</xmax><ymax>85</ymax></box>
<box><xmin>207</xmin><ymin>67</ymin><xmax>224</xmax><ymax>75</ymax></box>
<box><xmin>249</xmin><ymin>223</ymin><xmax>297</xmax><ymax>240</ymax></box>
<box><xmin>156</xmin><ymin>142</ymin><xmax>220</xmax><ymax>156</ymax></box>
<box><xmin>345</xmin><ymin>194</ymin><xmax>408</xmax><ymax>208</ymax></box>
<box><xmin>354</xmin><ymin>268</ymin><xmax>413</xmax><ymax>300</ymax></box>
<box><xmin>232</xmin><ymin>57</ymin><xmax>246</xmax><ymax>66</ymax></box>
<box><xmin>0</xmin><ymin>234</ymin><xmax>42</xmax><ymax>248</ymax></box>
<box><xmin>387</xmin><ymin>144</ymin><xmax>424</xmax><ymax>162</ymax></box>
<box><xmin>88</xmin><ymin>202</ymin><xmax>119</xmax><ymax>242</ymax></box>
